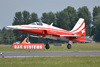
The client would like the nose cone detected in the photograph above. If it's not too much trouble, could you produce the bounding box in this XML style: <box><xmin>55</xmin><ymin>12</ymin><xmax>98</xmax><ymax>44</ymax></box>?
<box><xmin>6</xmin><ymin>26</ymin><xmax>18</xmax><ymax>29</ymax></box>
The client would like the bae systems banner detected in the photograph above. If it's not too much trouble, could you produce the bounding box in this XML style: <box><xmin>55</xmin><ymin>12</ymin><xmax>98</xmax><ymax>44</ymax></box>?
<box><xmin>13</xmin><ymin>43</ymin><xmax>44</xmax><ymax>49</ymax></box>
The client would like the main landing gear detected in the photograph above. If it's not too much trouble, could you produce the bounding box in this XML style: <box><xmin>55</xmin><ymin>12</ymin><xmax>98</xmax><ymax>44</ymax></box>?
<box><xmin>67</xmin><ymin>44</ymin><xmax>71</xmax><ymax>49</ymax></box>
<box><xmin>67</xmin><ymin>41</ymin><xmax>72</xmax><ymax>49</ymax></box>
<box><xmin>45</xmin><ymin>39</ymin><xmax>50</xmax><ymax>49</ymax></box>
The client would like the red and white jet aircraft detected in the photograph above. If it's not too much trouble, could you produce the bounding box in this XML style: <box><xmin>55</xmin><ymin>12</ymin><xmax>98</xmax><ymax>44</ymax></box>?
<box><xmin>7</xmin><ymin>18</ymin><xmax>86</xmax><ymax>49</ymax></box>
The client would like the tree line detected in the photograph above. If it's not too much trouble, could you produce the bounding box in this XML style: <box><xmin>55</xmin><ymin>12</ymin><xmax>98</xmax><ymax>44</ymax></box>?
<box><xmin>0</xmin><ymin>6</ymin><xmax>100</xmax><ymax>44</ymax></box>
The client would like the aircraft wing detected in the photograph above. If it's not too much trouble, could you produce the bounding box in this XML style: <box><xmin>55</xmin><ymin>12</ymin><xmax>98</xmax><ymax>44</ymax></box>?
<box><xmin>30</xmin><ymin>34</ymin><xmax>85</xmax><ymax>39</ymax></box>
<box><xmin>30</xmin><ymin>35</ymin><xmax>57</xmax><ymax>40</ymax></box>
<box><xmin>30</xmin><ymin>35</ymin><xmax>43</xmax><ymax>38</ymax></box>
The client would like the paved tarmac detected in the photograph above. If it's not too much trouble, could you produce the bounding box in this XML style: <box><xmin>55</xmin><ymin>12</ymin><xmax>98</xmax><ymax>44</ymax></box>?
<box><xmin>0</xmin><ymin>51</ymin><xmax>100</xmax><ymax>57</ymax></box>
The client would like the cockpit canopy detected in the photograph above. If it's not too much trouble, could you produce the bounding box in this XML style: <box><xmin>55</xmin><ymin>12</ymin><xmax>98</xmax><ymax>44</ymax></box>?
<box><xmin>29</xmin><ymin>22</ymin><xmax>43</xmax><ymax>26</ymax></box>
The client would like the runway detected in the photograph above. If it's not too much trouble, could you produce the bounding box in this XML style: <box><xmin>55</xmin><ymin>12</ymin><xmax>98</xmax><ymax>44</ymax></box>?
<box><xmin>0</xmin><ymin>51</ymin><xmax>100</xmax><ymax>57</ymax></box>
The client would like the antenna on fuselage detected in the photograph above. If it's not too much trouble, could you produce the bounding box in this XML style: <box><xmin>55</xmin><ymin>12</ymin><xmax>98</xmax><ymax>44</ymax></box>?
<box><xmin>50</xmin><ymin>22</ymin><xmax>53</xmax><ymax>26</ymax></box>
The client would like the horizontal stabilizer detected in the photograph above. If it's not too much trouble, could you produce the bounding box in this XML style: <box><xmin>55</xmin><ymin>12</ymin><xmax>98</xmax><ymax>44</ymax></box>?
<box><xmin>60</xmin><ymin>35</ymin><xmax>85</xmax><ymax>37</ymax></box>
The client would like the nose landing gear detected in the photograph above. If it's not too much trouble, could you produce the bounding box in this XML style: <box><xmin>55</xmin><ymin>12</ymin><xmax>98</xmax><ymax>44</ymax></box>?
<box><xmin>45</xmin><ymin>39</ymin><xmax>50</xmax><ymax>49</ymax></box>
<box><xmin>26</xmin><ymin>33</ymin><xmax>30</xmax><ymax>43</ymax></box>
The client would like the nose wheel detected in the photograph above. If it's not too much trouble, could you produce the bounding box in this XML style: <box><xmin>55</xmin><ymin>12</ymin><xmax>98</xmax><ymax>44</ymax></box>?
<box><xmin>45</xmin><ymin>43</ymin><xmax>50</xmax><ymax>49</ymax></box>
<box><xmin>45</xmin><ymin>39</ymin><xmax>50</xmax><ymax>49</ymax></box>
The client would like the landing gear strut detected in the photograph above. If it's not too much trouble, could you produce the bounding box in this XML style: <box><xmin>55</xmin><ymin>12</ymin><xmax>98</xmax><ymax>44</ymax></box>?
<box><xmin>26</xmin><ymin>33</ymin><xmax>30</xmax><ymax>43</ymax></box>
<box><xmin>67</xmin><ymin>41</ymin><xmax>72</xmax><ymax>49</ymax></box>
<box><xmin>45</xmin><ymin>39</ymin><xmax>50</xmax><ymax>49</ymax></box>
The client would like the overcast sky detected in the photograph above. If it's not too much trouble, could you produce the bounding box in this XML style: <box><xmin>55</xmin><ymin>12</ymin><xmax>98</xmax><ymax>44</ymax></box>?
<box><xmin>0</xmin><ymin>0</ymin><xmax>100</xmax><ymax>29</ymax></box>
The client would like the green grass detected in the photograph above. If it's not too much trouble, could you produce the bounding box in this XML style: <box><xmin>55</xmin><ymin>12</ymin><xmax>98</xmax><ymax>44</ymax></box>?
<box><xmin>0</xmin><ymin>43</ymin><xmax>100</xmax><ymax>67</ymax></box>
<box><xmin>0</xmin><ymin>43</ymin><xmax>100</xmax><ymax>52</ymax></box>
<box><xmin>0</xmin><ymin>56</ymin><xmax>100</xmax><ymax>67</ymax></box>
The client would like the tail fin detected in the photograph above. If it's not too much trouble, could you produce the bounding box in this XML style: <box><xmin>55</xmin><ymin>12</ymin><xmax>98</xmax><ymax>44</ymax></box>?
<box><xmin>71</xmin><ymin>18</ymin><xmax>86</xmax><ymax>36</ymax></box>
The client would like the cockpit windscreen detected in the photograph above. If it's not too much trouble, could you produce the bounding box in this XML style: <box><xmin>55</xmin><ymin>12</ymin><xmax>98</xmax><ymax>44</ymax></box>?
<box><xmin>29</xmin><ymin>22</ymin><xmax>43</xmax><ymax>26</ymax></box>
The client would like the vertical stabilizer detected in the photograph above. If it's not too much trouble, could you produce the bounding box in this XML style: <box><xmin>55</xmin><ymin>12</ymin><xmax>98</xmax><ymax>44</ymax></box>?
<box><xmin>71</xmin><ymin>18</ymin><xmax>86</xmax><ymax>36</ymax></box>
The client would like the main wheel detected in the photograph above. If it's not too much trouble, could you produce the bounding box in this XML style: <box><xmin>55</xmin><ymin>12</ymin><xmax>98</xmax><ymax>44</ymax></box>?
<box><xmin>67</xmin><ymin>44</ymin><xmax>71</xmax><ymax>49</ymax></box>
<box><xmin>45</xmin><ymin>43</ymin><xmax>50</xmax><ymax>49</ymax></box>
